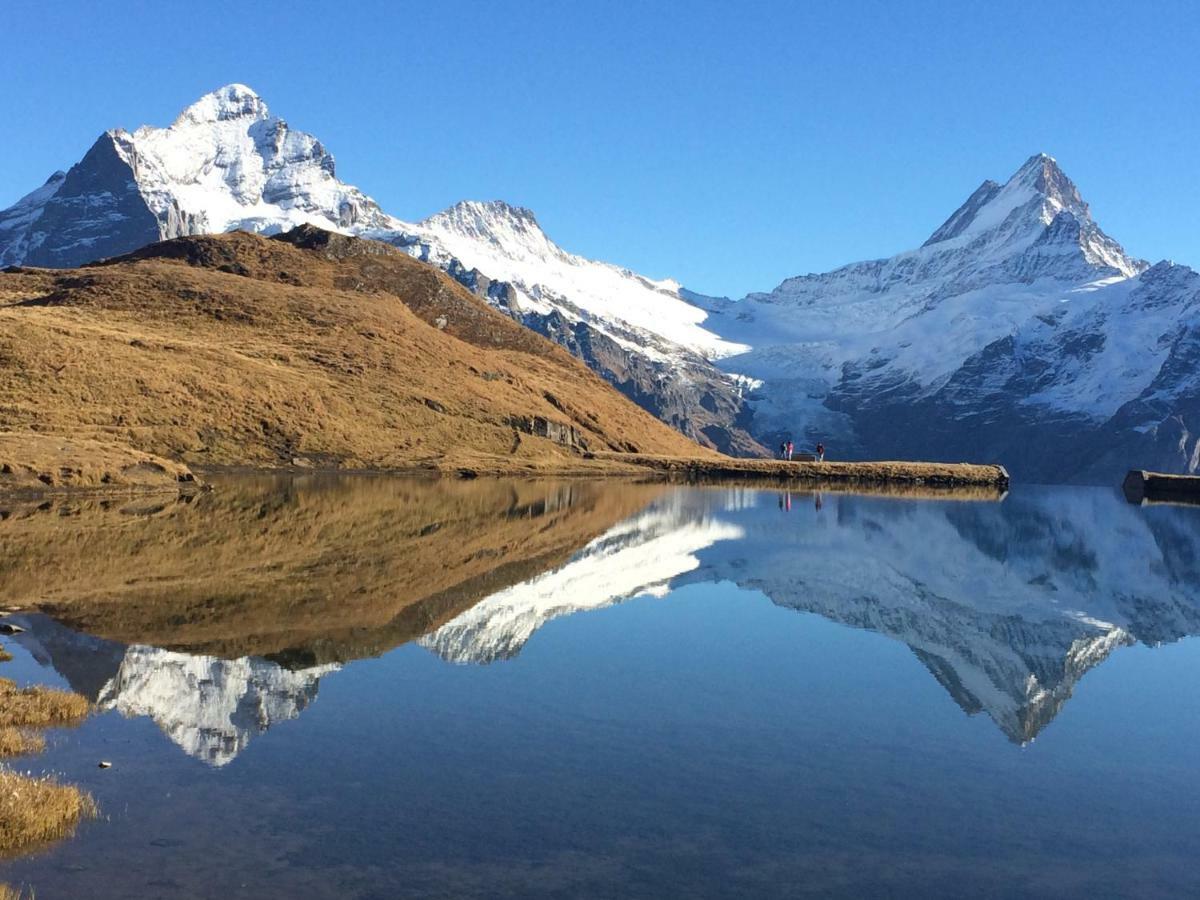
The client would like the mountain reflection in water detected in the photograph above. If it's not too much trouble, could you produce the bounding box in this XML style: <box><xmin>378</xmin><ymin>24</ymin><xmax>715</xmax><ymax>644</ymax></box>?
<box><xmin>4</xmin><ymin>476</ymin><xmax>1200</xmax><ymax>764</ymax></box>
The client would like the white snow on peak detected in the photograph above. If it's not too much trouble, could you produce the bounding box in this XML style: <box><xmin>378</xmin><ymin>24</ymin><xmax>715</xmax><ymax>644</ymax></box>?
<box><xmin>7</xmin><ymin>170</ymin><xmax>67</xmax><ymax>212</ymax></box>
<box><xmin>413</xmin><ymin>199</ymin><xmax>748</xmax><ymax>360</ymax></box>
<box><xmin>0</xmin><ymin>171</ymin><xmax>66</xmax><ymax>265</ymax></box>
<box><xmin>115</xmin><ymin>83</ymin><xmax>389</xmax><ymax>238</ymax></box>
<box><xmin>172</xmin><ymin>83</ymin><xmax>270</xmax><ymax>126</ymax></box>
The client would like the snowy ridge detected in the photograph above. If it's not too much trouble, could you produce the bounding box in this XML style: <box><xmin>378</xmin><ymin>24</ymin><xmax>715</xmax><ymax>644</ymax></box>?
<box><xmin>402</xmin><ymin>200</ymin><xmax>747</xmax><ymax>361</ymax></box>
<box><xmin>705</xmin><ymin>155</ymin><xmax>1145</xmax><ymax>391</ymax></box>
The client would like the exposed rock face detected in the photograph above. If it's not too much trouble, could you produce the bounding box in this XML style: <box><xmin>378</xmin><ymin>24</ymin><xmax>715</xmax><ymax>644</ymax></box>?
<box><xmin>517</xmin><ymin>308</ymin><xmax>762</xmax><ymax>455</ymax></box>
<box><xmin>10</xmin><ymin>135</ymin><xmax>160</xmax><ymax>268</ymax></box>
<box><xmin>506</xmin><ymin>413</ymin><xmax>589</xmax><ymax>451</ymax></box>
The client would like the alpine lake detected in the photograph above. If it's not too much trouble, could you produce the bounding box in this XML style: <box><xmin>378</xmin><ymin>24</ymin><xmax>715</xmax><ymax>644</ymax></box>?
<box><xmin>2</xmin><ymin>474</ymin><xmax>1199</xmax><ymax>898</ymax></box>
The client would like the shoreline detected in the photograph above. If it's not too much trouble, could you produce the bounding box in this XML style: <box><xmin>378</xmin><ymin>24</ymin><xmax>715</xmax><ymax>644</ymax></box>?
<box><xmin>611</xmin><ymin>455</ymin><xmax>1010</xmax><ymax>489</ymax></box>
<box><xmin>0</xmin><ymin>454</ymin><xmax>1011</xmax><ymax>497</ymax></box>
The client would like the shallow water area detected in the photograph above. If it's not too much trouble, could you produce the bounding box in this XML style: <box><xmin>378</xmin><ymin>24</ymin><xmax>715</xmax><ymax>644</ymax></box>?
<box><xmin>2</xmin><ymin>475</ymin><xmax>1200</xmax><ymax>898</ymax></box>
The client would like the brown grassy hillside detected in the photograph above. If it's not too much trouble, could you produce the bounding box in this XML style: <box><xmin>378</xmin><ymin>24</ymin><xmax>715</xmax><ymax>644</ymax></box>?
<box><xmin>0</xmin><ymin>227</ymin><xmax>715</xmax><ymax>474</ymax></box>
<box><xmin>0</xmin><ymin>474</ymin><xmax>663</xmax><ymax>662</ymax></box>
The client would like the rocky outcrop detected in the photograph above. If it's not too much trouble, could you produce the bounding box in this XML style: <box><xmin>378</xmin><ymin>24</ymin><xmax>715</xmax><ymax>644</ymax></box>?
<box><xmin>14</xmin><ymin>133</ymin><xmax>160</xmax><ymax>269</ymax></box>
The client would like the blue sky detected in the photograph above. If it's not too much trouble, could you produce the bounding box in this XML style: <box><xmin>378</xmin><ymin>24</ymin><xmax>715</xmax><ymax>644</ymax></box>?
<box><xmin>3</xmin><ymin>0</ymin><xmax>1196</xmax><ymax>296</ymax></box>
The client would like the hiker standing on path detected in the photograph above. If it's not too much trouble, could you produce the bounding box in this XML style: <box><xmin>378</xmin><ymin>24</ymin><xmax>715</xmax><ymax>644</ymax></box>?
<box><xmin>816</xmin><ymin>442</ymin><xmax>825</xmax><ymax>462</ymax></box>
<box><xmin>786</xmin><ymin>440</ymin><xmax>794</xmax><ymax>461</ymax></box>
<box><xmin>779</xmin><ymin>441</ymin><xmax>787</xmax><ymax>460</ymax></box>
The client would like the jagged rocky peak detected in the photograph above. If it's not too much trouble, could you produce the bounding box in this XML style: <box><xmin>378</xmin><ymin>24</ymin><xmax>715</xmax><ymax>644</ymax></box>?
<box><xmin>1009</xmin><ymin>152</ymin><xmax>1086</xmax><ymax>210</ymax></box>
<box><xmin>421</xmin><ymin>200</ymin><xmax>552</xmax><ymax>253</ymax></box>
<box><xmin>171</xmin><ymin>82</ymin><xmax>271</xmax><ymax>126</ymax></box>
<box><xmin>917</xmin><ymin>151</ymin><xmax>1143</xmax><ymax>278</ymax></box>
<box><xmin>925</xmin><ymin>152</ymin><xmax>1085</xmax><ymax>247</ymax></box>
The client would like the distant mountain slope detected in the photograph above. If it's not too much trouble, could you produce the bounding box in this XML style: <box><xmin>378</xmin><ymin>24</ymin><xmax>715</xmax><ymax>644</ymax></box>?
<box><xmin>703</xmin><ymin>154</ymin><xmax>1200</xmax><ymax>481</ymax></box>
<box><xmin>0</xmin><ymin>227</ymin><xmax>713</xmax><ymax>472</ymax></box>
<box><xmin>0</xmin><ymin>84</ymin><xmax>763</xmax><ymax>456</ymax></box>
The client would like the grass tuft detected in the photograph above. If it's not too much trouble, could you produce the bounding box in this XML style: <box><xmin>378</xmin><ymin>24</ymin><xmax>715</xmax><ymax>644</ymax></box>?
<box><xmin>0</xmin><ymin>679</ymin><xmax>90</xmax><ymax>729</ymax></box>
<box><xmin>0</xmin><ymin>728</ymin><xmax>45</xmax><ymax>759</ymax></box>
<box><xmin>0</xmin><ymin>769</ymin><xmax>97</xmax><ymax>854</ymax></box>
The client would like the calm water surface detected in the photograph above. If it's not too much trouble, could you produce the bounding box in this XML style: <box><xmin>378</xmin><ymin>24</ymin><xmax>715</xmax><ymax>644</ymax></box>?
<box><xmin>2</xmin><ymin>476</ymin><xmax>1199</xmax><ymax>898</ymax></box>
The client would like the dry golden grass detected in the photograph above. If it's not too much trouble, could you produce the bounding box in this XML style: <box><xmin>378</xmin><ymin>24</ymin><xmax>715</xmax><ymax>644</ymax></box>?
<box><xmin>0</xmin><ymin>646</ymin><xmax>10</xmax><ymax>663</ymax></box>
<box><xmin>613</xmin><ymin>454</ymin><xmax>1009</xmax><ymax>488</ymax></box>
<box><xmin>0</xmin><ymin>729</ymin><xmax>45</xmax><ymax>759</ymax></box>
<box><xmin>0</xmin><ymin>643</ymin><xmax>96</xmax><ymax>875</ymax></box>
<box><xmin>0</xmin><ymin>229</ymin><xmax>711</xmax><ymax>477</ymax></box>
<box><xmin>0</xmin><ymin>679</ymin><xmax>90</xmax><ymax>729</ymax></box>
<box><xmin>0</xmin><ymin>769</ymin><xmax>97</xmax><ymax>855</ymax></box>
<box><xmin>0</xmin><ymin>883</ymin><xmax>26</xmax><ymax>900</ymax></box>
<box><xmin>0</xmin><ymin>432</ymin><xmax>195</xmax><ymax>492</ymax></box>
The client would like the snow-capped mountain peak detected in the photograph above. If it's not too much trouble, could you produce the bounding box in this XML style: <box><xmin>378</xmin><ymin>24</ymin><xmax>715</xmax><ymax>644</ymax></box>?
<box><xmin>420</xmin><ymin>199</ymin><xmax>557</xmax><ymax>261</ymax></box>
<box><xmin>412</xmin><ymin>196</ymin><xmax>747</xmax><ymax>361</ymax></box>
<box><xmin>918</xmin><ymin>152</ymin><xmax>1140</xmax><ymax>277</ymax></box>
<box><xmin>123</xmin><ymin>83</ymin><xmax>387</xmax><ymax>235</ymax></box>
<box><xmin>171</xmin><ymin>83</ymin><xmax>271</xmax><ymax>126</ymax></box>
<box><xmin>1010</xmin><ymin>152</ymin><xmax>1085</xmax><ymax>207</ymax></box>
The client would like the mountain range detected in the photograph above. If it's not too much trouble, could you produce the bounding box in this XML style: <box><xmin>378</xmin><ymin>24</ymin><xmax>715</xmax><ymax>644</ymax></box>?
<box><xmin>2</xmin><ymin>83</ymin><xmax>1197</xmax><ymax>481</ymax></box>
